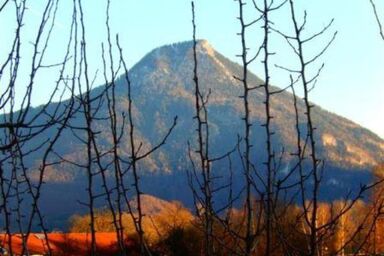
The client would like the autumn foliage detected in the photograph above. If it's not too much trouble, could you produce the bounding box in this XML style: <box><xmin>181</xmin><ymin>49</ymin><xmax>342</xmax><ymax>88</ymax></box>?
<box><xmin>64</xmin><ymin>183</ymin><xmax>384</xmax><ymax>256</ymax></box>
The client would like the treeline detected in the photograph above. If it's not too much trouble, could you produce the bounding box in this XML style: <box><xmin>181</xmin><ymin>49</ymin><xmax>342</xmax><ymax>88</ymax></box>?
<box><xmin>68</xmin><ymin>190</ymin><xmax>384</xmax><ymax>256</ymax></box>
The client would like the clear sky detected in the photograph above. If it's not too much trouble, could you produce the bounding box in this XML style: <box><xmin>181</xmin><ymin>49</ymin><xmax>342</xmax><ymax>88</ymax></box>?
<box><xmin>1</xmin><ymin>0</ymin><xmax>383</xmax><ymax>138</ymax></box>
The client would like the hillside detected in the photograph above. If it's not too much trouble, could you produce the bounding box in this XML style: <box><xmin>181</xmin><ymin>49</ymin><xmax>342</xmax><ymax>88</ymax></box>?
<box><xmin>3</xmin><ymin>40</ymin><xmax>383</xmax><ymax>229</ymax></box>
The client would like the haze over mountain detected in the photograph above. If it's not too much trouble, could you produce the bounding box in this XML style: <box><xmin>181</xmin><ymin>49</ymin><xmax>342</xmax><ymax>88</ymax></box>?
<box><xmin>10</xmin><ymin>40</ymin><xmax>384</xmax><ymax>229</ymax></box>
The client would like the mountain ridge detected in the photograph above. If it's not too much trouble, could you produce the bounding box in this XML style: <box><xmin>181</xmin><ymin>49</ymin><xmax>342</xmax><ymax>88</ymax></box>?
<box><xmin>24</xmin><ymin>40</ymin><xmax>383</xmax><ymax>181</ymax></box>
<box><xmin>4</xmin><ymin>40</ymin><xmax>383</xmax><ymax>229</ymax></box>
<box><xmin>124</xmin><ymin>39</ymin><xmax>383</xmax><ymax>168</ymax></box>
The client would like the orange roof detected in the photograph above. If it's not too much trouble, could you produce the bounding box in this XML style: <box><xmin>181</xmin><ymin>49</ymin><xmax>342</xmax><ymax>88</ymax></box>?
<box><xmin>0</xmin><ymin>232</ymin><xmax>122</xmax><ymax>255</ymax></box>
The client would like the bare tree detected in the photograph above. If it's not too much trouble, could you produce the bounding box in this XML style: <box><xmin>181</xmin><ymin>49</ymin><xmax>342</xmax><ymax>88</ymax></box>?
<box><xmin>268</xmin><ymin>1</ymin><xmax>384</xmax><ymax>255</ymax></box>
<box><xmin>190</xmin><ymin>2</ymin><xmax>214</xmax><ymax>255</ymax></box>
<box><xmin>0</xmin><ymin>0</ymin><xmax>78</xmax><ymax>255</ymax></box>
<box><xmin>56</xmin><ymin>2</ymin><xmax>178</xmax><ymax>255</ymax></box>
<box><xmin>235</xmin><ymin>1</ymin><xmax>260</xmax><ymax>254</ymax></box>
<box><xmin>115</xmin><ymin>34</ymin><xmax>178</xmax><ymax>256</ymax></box>
<box><xmin>188</xmin><ymin>2</ymin><xmax>239</xmax><ymax>255</ymax></box>
<box><xmin>233</xmin><ymin>1</ymin><xmax>289</xmax><ymax>255</ymax></box>
<box><xmin>370</xmin><ymin>0</ymin><xmax>384</xmax><ymax>41</ymax></box>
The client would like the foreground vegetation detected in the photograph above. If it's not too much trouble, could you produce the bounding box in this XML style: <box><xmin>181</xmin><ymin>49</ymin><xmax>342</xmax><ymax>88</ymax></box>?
<box><xmin>68</xmin><ymin>182</ymin><xmax>384</xmax><ymax>256</ymax></box>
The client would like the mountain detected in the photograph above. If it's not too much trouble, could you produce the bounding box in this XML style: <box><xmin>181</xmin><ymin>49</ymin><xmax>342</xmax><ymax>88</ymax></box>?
<box><xmin>5</xmin><ymin>40</ymin><xmax>384</xmax><ymax>229</ymax></box>
<box><xmin>115</xmin><ymin>39</ymin><xmax>383</xmax><ymax>170</ymax></box>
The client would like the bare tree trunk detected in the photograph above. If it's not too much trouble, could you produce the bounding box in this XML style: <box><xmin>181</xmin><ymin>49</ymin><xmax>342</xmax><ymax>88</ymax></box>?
<box><xmin>191</xmin><ymin>2</ymin><xmax>214</xmax><ymax>255</ymax></box>
<box><xmin>236</xmin><ymin>1</ymin><xmax>254</xmax><ymax>254</ymax></box>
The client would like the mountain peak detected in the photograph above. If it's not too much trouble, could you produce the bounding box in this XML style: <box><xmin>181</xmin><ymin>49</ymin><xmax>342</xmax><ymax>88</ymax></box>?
<box><xmin>196</xmin><ymin>39</ymin><xmax>216</xmax><ymax>57</ymax></box>
<box><xmin>146</xmin><ymin>39</ymin><xmax>216</xmax><ymax>60</ymax></box>
<box><xmin>130</xmin><ymin>39</ymin><xmax>237</xmax><ymax>86</ymax></box>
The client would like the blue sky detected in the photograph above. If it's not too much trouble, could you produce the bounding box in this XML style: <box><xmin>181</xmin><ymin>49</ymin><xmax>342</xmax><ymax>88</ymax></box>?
<box><xmin>0</xmin><ymin>0</ymin><xmax>383</xmax><ymax>138</ymax></box>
